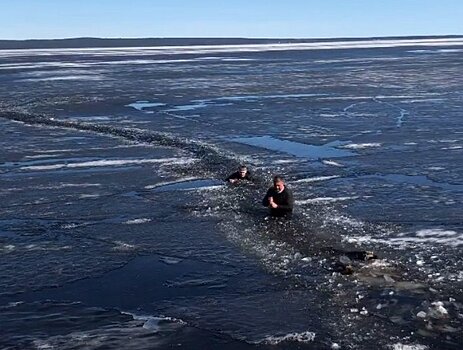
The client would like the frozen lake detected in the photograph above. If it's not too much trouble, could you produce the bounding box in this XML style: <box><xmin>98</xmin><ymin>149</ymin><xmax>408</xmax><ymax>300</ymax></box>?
<box><xmin>0</xmin><ymin>38</ymin><xmax>462</xmax><ymax>349</ymax></box>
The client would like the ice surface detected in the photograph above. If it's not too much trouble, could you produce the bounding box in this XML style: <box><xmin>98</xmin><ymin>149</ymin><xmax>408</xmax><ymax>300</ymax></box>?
<box><xmin>1</xmin><ymin>37</ymin><xmax>462</xmax><ymax>349</ymax></box>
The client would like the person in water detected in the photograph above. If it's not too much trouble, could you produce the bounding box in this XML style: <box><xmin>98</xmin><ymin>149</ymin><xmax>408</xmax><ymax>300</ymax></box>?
<box><xmin>262</xmin><ymin>175</ymin><xmax>294</xmax><ymax>218</ymax></box>
<box><xmin>226</xmin><ymin>165</ymin><xmax>253</xmax><ymax>184</ymax></box>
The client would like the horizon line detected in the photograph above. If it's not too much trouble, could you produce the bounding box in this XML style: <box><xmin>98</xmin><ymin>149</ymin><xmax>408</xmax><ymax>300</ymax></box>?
<box><xmin>2</xmin><ymin>34</ymin><xmax>463</xmax><ymax>42</ymax></box>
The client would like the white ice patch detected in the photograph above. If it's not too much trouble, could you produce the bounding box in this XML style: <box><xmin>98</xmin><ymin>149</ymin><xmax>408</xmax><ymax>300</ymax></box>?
<box><xmin>146</xmin><ymin>178</ymin><xmax>224</xmax><ymax>192</ymax></box>
<box><xmin>1</xmin><ymin>244</ymin><xmax>16</xmax><ymax>252</ymax></box>
<box><xmin>322</xmin><ymin>160</ymin><xmax>344</xmax><ymax>167</ymax></box>
<box><xmin>442</xmin><ymin>145</ymin><xmax>462</xmax><ymax>150</ymax></box>
<box><xmin>24</xmin><ymin>154</ymin><xmax>63</xmax><ymax>159</ymax></box>
<box><xmin>214</xmin><ymin>93</ymin><xmax>327</xmax><ymax>101</ymax></box>
<box><xmin>438</xmin><ymin>48</ymin><xmax>463</xmax><ymax>53</ymax></box>
<box><xmin>258</xmin><ymin>331</ymin><xmax>316</xmax><ymax>345</ymax></box>
<box><xmin>390</xmin><ymin>343</ymin><xmax>428</xmax><ymax>350</ymax></box>
<box><xmin>20</xmin><ymin>158</ymin><xmax>193</xmax><ymax>171</ymax></box>
<box><xmin>144</xmin><ymin>177</ymin><xmax>199</xmax><ymax>189</ymax></box>
<box><xmin>70</xmin><ymin>116</ymin><xmax>112</xmax><ymax>121</ymax></box>
<box><xmin>346</xmin><ymin>229</ymin><xmax>463</xmax><ymax>247</ymax></box>
<box><xmin>416</xmin><ymin>229</ymin><xmax>459</xmax><ymax>238</ymax></box>
<box><xmin>34</xmin><ymin>183</ymin><xmax>102</xmax><ymax>190</ymax></box>
<box><xmin>292</xmin><ymin>175</ymin><xmax>340</xmax><ymax>184</ymax></box>
<box><xmin>159</xmin><ymin>256</ymin><xmax>183</xmax><ymax>265</ymax></box>
<box><xmin>62</xmin><ymin>223</ymin><xmax>79</xmax><ymax>229</ymax></box>
<box><xmin>272</xmin><ymin>159</ymin><xmax>301</xmax><ymax>165</ymax></box>
<box><xmin>31</xmin><ymin>149</ymin><xmax>75</xmax><ymax>153</ymax></box>
<box><xmin>340</xmin><ymin>143</ymin><xmax>382</xmax><ymax>149</ymax></box>
<box><xmin>408</xmin><ymin>48</ymin><xmax>463</xmax><ymax>54</ymax></box>
<box><xmin>439</xmin><ymin>139</ymin><xmax>459</xmax><ymax>143</ymax></box>
<box><xmin>20</xmin><ymin>75</ymin><xmax>104</xmax><ymax>82</ymax></box>
<box><xmin>126</xmin><ymin>101</ymin><xmax>166</xmax><ymax>111</ymax></box>
<box><xmin>34</xmin><ymin>343</ymin><xmax>54</xmax><ymax>350</ymax></box>
<box><xmin>112</xmin><ymin>241</ymin><xmax>137</xmax><ymax>251</ymax></box>
<box><xmin>401</xmin><ymin>98</ymin><xmax>445</xmax><ymax>104</ymax></box>
<box><xmin>124</xmin><ymin>218</ymin><xmax>152</xmax><ymax>225</ymax></box>
<box><xmin>79</xmin><ymin>194</ymin><xmax>100</xmax><ymax>199</ymax></box>
<box><xmin>297</xmin><ymin>196</ymin><xmax>360</xmax><ymax>204</ymax></box>
<box><xmin>194</xmin><ymin>185</ymin><xmax>224</xmax><ymax>191</ymax></box>
<box><xmin>426</xmin><ymin>166</ymin><xmax>445</xmax><ymax>171</ymax></box>
<box><xmin>22</xmin><ymin>244</ymin><xmax>72</xmax><ymax>252</ymax></box>
<box><xmin>221</xmin><ymin>57</ymin><xmax>257</xmax><ymax>61</ymax></box>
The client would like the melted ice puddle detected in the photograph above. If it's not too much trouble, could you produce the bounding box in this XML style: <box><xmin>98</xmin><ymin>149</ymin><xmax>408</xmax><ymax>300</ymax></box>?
<box><xmin>230</xmin><ymin>136</ymin><xmax>355</xmax><ymax>159</ymax></box>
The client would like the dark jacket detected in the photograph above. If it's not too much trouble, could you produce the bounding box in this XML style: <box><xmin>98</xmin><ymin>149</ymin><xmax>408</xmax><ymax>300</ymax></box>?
<box><xmin>226</xmin><ymin>171</ymin><xmax>253</xmax><ymax>182</ymax></box>
<box><xmin>262</xmin><ymin>186</ymin><xmax>294</xmax><ymax>218</ymax></box>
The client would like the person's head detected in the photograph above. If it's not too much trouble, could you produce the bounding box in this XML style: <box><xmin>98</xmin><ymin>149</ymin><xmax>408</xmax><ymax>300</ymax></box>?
<box><xmin>273</xmin><ymin>175</ymin><xmax>285</xmax><ymax>193</ymax></box>
<box><xmin>238</xmin><ymin>165</ymin><xmax>248</xmax><ymax>178</ymax></box>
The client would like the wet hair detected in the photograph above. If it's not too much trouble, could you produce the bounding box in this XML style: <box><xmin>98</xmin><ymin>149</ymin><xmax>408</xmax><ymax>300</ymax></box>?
<box><xmin>273</xmin><ymin>175</ymin><xmax>284</xmax><ymax>183</ymax></box>
<box><xmin>239</xmin><ymin>165</ymin><xmax>247</xmax><ymax>171</ymax></box>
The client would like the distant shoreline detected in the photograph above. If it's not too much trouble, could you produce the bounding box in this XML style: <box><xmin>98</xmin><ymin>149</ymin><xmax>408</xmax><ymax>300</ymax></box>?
<box><xmin>1</xmin><ymin>35</ymin><xmax>463</xmax><ymax>50</ymax></box>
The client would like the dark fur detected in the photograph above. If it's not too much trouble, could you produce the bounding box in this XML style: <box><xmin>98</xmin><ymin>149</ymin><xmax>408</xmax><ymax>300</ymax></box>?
<box><xmin>331</xmin><ymin>250</ymin><xmax>378</xmax><ymax>275</ymax></box>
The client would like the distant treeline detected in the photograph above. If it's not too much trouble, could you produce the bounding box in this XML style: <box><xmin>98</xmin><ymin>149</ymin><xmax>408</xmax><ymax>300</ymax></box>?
<box><xmin>0</xmin><ymin>36</ymin><xmax>462</xmax><ymax>50</ymax></box>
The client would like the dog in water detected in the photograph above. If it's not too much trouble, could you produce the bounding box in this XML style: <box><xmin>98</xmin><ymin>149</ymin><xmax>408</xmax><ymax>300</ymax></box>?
<box><xmin>332</xmin><ymin>250</ymin><xmax>378</xmax><ymax>275</ymax></box>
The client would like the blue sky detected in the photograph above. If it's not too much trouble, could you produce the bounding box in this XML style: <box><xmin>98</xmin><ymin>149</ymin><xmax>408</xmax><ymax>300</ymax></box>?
<box><xmin>2</xmin><ymin>0</ymin><xmax>462</xmax><ymax>40</ymax></box>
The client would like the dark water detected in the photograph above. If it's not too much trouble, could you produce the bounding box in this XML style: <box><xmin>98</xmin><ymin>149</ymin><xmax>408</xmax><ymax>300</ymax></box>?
<box><xmin>0</xmin><ymin>41</ymin><xmax>462</xmax><ymax>349</ymax></box>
